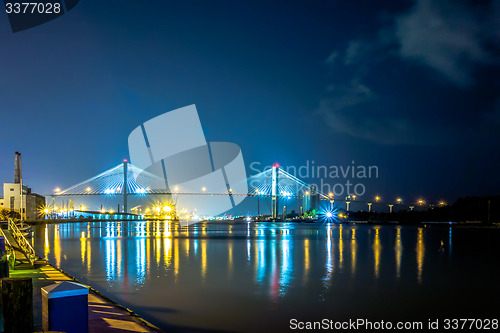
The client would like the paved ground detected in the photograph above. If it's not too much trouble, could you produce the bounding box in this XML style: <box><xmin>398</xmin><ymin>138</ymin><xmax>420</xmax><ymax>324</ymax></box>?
<box><xmin>4</xmin><ymin>228</ymin><xmax>159</xmax><ymax>332</ymax></box>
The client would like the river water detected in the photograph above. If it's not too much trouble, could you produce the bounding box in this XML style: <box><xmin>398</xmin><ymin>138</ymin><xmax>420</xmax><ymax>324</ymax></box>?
<box><xmin>32</xmin><ymin>222</ymin><xmax>499</xmax><ymax>332</ymax></box>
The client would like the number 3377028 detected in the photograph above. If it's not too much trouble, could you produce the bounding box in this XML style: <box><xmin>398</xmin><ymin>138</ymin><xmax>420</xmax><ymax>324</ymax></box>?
<box><xmin>5</xmin><ymin>2</ymin><xmax>61</xmax><ymax>14</ymax></box>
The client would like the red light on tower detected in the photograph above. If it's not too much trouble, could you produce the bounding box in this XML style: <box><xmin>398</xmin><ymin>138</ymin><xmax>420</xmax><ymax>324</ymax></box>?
<box><xmin>273</xmin><ymin>163</ymin><xmax>280</xmax><ymax>168</ymax></box>
<box><xmin>123</xmin><ymin>159</ymin><xmax>128</xmax><ymax>163</ymax></box>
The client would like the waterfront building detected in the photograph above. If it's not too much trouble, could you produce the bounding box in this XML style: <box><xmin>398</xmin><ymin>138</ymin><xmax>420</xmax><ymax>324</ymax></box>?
<box><xmin>0</xmin><ymin>152</ymin><xmax>45</xmax><ymax>220</ymax></box>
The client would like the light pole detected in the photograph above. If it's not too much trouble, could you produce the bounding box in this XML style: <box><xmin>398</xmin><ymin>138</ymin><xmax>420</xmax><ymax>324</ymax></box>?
<box><xmin>328</xmin><ymin>192</ymin><xmax>334</xmax><ymax>209</ymax></box>
<box><xmin>389</xmin><ymin>204</ymin><xmax>393</xmax><ymax>213</ymax></box>
<box><xmin>368</xmin><ymin>202</ymin><xmax>372</xmax><ymax>212</ymax></box>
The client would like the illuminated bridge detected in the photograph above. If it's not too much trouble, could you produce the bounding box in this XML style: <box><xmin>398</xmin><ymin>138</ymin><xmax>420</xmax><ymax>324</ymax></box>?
<box><xmin>49</xmin><ymin>161</ymin><xmax>417</xmax><ymax>219</ymax></box>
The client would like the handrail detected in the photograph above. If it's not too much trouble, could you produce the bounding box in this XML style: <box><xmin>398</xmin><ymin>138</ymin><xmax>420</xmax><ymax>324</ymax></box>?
<box><xmin>8</xmin><ymin>218</ymin><xmax>36</xmax><ymax>267</ymax></box>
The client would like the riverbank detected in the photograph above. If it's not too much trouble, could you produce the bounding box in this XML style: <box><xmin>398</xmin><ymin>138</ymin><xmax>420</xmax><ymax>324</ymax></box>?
<box><xmin>8</xmin><ymin>257</ymin><xmax>162</xmax><ymax>332</ymax></box>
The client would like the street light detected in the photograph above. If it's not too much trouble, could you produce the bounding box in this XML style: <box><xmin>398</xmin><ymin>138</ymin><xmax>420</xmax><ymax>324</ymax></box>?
<box><xmin>202</xmin><ymin>186</ymin><xmax>207</xmax><ymax>193</ymax></box>
<box><xmin>375</xmin><ymin>196</ymin><xmax>381</xmax><ymax>202</ymax></box>
<box><xmin>396</xmin><ymin>198</ymin><xmax>402</xmax><ymax>204</ymax></box>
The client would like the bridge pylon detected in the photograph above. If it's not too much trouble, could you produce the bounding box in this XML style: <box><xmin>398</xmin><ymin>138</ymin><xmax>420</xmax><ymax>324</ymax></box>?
<box><xmin>271</xmin><ymin>164</ymin><xmax>279</xmax><ymax>219</ymax></box>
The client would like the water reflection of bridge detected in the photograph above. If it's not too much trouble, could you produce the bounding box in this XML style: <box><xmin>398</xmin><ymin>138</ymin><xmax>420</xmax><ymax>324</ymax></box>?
<box><xmin>38</xmin><ymin>221</ymin><xmax>432</xmax><ymax>302</ymax></box>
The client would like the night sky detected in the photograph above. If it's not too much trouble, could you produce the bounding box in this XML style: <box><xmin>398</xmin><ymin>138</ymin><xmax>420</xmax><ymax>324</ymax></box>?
<box><xmin>0</xmin><ymin>0</ymin><xmax>499</xmax><ymax>204</ymax></box>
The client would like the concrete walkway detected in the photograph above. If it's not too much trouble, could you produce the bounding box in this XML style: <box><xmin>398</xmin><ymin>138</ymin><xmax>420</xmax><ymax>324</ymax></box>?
<box><xmin>6</xmin><ymin>243</ymin><xmax>159</xmax><ymax>332</ymax></box>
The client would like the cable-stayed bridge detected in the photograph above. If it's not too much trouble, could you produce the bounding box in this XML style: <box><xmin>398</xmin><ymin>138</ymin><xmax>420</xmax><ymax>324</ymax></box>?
<box><xmin>50</xmin><ymin>162</ymin><xmax>332</xmax><ymax>218</ymax></box>
<box><xmin>50</xmin><ymin>161</ymin><xmax>417</xmax><ymax>218</ymax></box>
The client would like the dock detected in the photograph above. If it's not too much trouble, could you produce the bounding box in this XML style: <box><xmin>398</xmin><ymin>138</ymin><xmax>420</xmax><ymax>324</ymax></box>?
<box><xmin>1</xmin><ymin>223</ymin><xmax>160</xmax><ymax>332</ymax></box>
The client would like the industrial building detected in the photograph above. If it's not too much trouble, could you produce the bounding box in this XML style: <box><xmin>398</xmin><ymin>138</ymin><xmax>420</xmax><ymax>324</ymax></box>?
<box><xmin>0</xmin><ymin>152</ymin><xmax>45</xmax><ymax>220</ymax></box>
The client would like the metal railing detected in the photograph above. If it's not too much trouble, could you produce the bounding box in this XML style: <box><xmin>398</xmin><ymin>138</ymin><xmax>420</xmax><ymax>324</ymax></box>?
<box><xmin>0</xmin><ymin>227</ymin><xmax>16</xmax><ymax>268</ymax></box>
<box><xmin>8</xmin><ymin>219</ymin><xmax>36</xmax><ymax>267</ymax></box>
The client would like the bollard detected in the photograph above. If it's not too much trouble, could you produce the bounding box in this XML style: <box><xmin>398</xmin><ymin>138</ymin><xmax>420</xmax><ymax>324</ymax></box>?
<box><xmin>0</xmin><ymin>277</ymin><xmax>33</xmax><ymax>333</ymax></box>
<box><xmin>42</xmin><ymin>281</ymin><xmax>89</xmax><ymax>333</ymax></box>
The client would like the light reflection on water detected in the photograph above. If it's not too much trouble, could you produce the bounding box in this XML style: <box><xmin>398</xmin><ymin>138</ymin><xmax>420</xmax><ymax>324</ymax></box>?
<box><xmin>34</xmin><ymin>222</ymin><xmax>499</xmax><ymax>333</ymax></box>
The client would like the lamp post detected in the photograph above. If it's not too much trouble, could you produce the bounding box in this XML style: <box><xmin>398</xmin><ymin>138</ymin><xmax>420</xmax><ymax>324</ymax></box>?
<box><xmin>389</xmin><ymin>204</ymin><xmax>394</xmax><ymax>213</ymax></box>
<box><xmin>328</xmin><ymin>192</ymin><xmax>334</xmax><ymax>209</ymax></box>
<box><xmin>368</xmin><ymin>202</ymin><xmax>372</xmax><ymax>212</ymax></box>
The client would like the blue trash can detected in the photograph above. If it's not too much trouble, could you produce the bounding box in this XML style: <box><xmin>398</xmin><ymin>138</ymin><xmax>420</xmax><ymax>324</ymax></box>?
<box><xmin>42</xmin><ymin>281</ymin><xmax>89</xmax><ymax>333</ymax></box>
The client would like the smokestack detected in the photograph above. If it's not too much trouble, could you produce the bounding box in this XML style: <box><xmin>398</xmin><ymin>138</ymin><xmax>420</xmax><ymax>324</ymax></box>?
<box><xmin>14</xmin><ymin>152</ymin><xmax>21</xmax><ymax>184</ymax></box>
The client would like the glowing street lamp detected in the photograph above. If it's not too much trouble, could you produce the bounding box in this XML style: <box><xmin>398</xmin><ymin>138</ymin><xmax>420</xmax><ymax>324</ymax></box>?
<box><xmin>86</xmin><ymin>187</ymin><xmax>91</xmax><ymax>192</ymax></box>
<box><xmin>375</xmin><ymin>196</ymin><xmax>381</xmax><ymax>202</ymax></box>
<box><xmin>418</xmin><ymin>199</ymin><xmax>424</xmax><ymax>206</ymax></box>
<box><xmin>202</xmin><ymin>186</ymin><xmax>206</xmax><ymax>193</ymax></box>
<box><xmin>396</xmin><ymin>197</ymin><xmax>402</xmax><ymax>204</ymax></box>
<box><xmin>163</xmin><ymin>206</ymin><xmax>172</xmax><ymax>212</ymax></box>
<box><xmin>54</xmin><ymin>188</ymin><xmax>61</xmax><ymax>193</ymax></box>
<box><xmin>439</xmin><ymin>201</ymin><xmax>446</xmax><ymax>206</ymax></box>
<box><xmin>328</xmin><ymin>192</ymin><xmax>334</xmax><ymax>209</ymax></box>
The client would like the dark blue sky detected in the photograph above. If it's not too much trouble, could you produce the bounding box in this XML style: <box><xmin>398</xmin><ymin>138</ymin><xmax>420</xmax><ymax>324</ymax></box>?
<box><xmin>0</xmin><ymin>0</ymin><xmax>499</xmax><ymax>204</ymax></box>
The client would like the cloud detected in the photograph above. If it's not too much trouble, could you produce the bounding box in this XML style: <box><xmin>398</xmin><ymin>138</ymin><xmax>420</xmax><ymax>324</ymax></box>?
<box><xmin>325</xmin><ymin>51</ymin><xmax>339</xmax><ymax>65</ymax></box>
<box><xmin>319</xmin><ymin>0</ymin><xmax>500</xmax><ymax>146</ymax></box>
<box><xmin>395</xmin><ymin>0</ymin><xmax>491</xmax><ymax>87</ymax></box>
<box><xmin>317</xmin><ymin>81</ymin><xmax>457</xmax><ymax>146</ymax></box>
